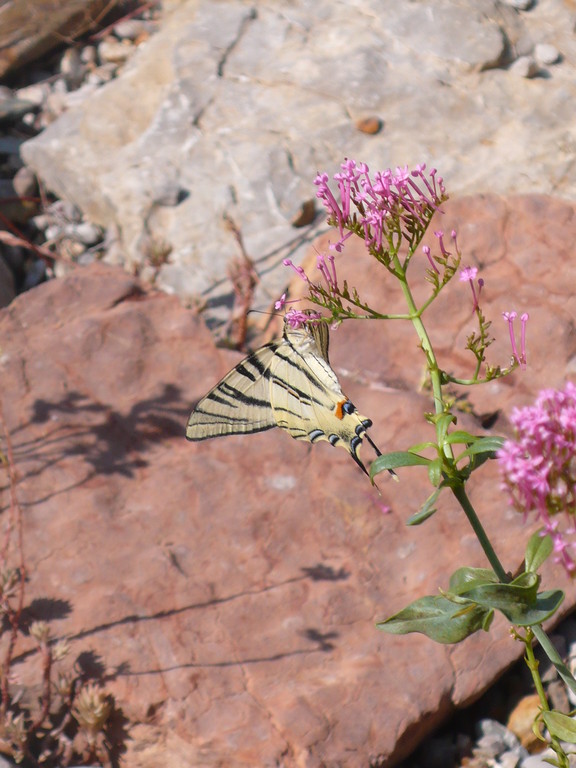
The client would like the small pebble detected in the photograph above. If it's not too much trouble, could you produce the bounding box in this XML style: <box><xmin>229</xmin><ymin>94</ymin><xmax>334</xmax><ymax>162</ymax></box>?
<box><xmin>509</xmin><ymin>56</ymin><xmax>539</xmax><ymax>78</ymax></box>
<box><xmin>501</xmin><ymin>0</ymin><xmax>533</xmax><ymax>8</ymax></box>
<box><xmin>356</xmin><ymin>116</ymin><xmax>383</xmax><ymax>135</ymax></box>
<box><xmin>45</xmin><ymin>224</ymin><xmax>63</xmax><ymax>242</ymax></box>
<box><xmin>15</xmin><ymin>83</ymin><xmax>49</xmax><ymax>107</ymax></box>
<box><xmin>534</xmin><ymin>43</ymin><xmax>560</xmax><ymax>66</ymax></box>
<box><xmin>98</xmin><ymin>37</ymin><xmax>134</xmax><ymax>64</ymax></box>
<box><xmin>114</xmin><ymin>19</ymin><xmax>152</xmax><ymax>40</ymax></box>
<box><xmin>291</xmin><ymin>199</ymin><xmax>316</xmax><ymax>228</ymax></box>
<box><xmin>12</xmin><ymin>167</ymin><xmax>37</xmax><ymax>199</ymax></box>
<box><xmin>86</xmin><ymin>63</ymin><xmax>119</xmax><ymax>86</ymax></box>
<box><xmin>506</xmin><ymin>694</ymin><xmax>542</xmax><ymax>751</ymax></box>
<box><xmin>65</xmin><ymin>222</ymin><xmax>103</xmax><ymax>246</ymax></box>
<box><xmin>60</xmin><ymin>47</ymin><xmax>85</xmax><ymax>89</ymax></box>
<box><xmin>80</xmin><ymin>45</ymin><xmax>98</xmax><ymax>66</ymax></box>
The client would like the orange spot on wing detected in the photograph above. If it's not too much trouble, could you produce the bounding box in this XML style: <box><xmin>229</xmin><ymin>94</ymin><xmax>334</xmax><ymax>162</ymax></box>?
<box><xmin>335</xmin><ymin>400</ymin><xmax>346</xmax><ymax>420</ymax></box>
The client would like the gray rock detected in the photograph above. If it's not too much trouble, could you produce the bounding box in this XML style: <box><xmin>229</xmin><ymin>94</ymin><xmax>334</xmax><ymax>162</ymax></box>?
<box><xmin>114</xmin><ymin>18</ymin><xmax>155</xmax><ymax>40</ymax></box>
<box><xmin>535</xmin><ymin>43</ymin><xmax>560</xmax><ymax>65</ymax></box>
<box><xmin>509</xmin><ymin>55</ymin><xmax>539</xmax><ymax>77</ymax></box>
<box><xmin>64</xmin><ymin>221</ymin><xmax>103</xmax><ymax>245</ymax></box>
<box><xmin>97</xmin><ymin>37</ymin><xmax>133</xmax><ymax>64</ymax></box>
<box><xmin>501</xmin><ymin>0</ymin><xmax>533</xmax><ymax>8</ymax></box>
<box><xmin>17</xmin><ymin>0</ymin><xmax>576</xmax><ymax>328</ymax></box>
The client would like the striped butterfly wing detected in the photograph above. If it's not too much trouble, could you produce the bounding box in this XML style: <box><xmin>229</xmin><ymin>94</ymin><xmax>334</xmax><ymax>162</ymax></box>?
<box><xmin>186</xmin><ymin>343</ymin><xmax>278</xmax><ymax>439</ymax></box>
<box><xmin>269</xmin><ymin>320</ymin><xmax>380</xmax><ymax>475</ymax></box>
<box><xmin>186</xmin><ymin>315</ymin><xmax>384</xmax><ymax>477</ymax></box>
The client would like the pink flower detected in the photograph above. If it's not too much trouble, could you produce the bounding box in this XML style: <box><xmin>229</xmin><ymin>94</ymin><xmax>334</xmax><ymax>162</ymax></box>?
<box><xmin>284</xmin><ymin>308</ymin><xmax>322</xmax><ymax>329</ymax></box>
<box><xmin>503</xmin><ymin>311</ymin><xmax>529</xmax><ymax>368</ymax></box>
<box><xmin>498</xmin><ymin>382</ymin><xmax>576</xmax><ymax>573</ymax></box>
<box><xmin>460</xmin><ymin>266</ymin><xmax>482</xmax><ymax>310</ymax></box>
<box><xmin>315</xmin><ymin>160</ymin><xmax>447</xmax><ymax>254</ymax></box>
<box><xmin>423</xmin><ymin>245</ymin><xmax>440</xmax><ymax>274</ymax></box>
<box><xmin>275</xmin><ymin>293</ymin><xmax>287</xmax><ymax>311</ymax></box>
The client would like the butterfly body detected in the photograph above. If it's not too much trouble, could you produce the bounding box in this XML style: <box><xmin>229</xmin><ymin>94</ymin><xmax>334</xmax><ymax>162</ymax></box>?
<box><xmin>186</xmin><ymin>316</ymin><xmax>381</xmax><ymax>475</ymax></box>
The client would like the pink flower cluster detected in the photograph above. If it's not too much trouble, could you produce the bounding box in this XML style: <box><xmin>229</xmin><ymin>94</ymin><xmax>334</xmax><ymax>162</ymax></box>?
<box><xmin>314</xmin><ymin>159</ymin><xmax>446</xmax><ymax>253</ymax></box>
<box><xmin>498</xmin><ymin>382</ymin><xmax>576</xmax><ymax>573</ymax></box>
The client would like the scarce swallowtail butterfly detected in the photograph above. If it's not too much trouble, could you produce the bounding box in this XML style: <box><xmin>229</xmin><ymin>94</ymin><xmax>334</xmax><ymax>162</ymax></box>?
<box><xmin>186</xmin><ymin>313</ymin><xmax>383</xmax><ymax>476</ymax></box>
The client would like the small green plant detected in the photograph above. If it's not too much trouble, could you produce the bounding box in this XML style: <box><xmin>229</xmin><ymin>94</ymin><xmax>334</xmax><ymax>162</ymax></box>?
<box><xmin>277</xmin><ymin>159</ymin><xmax>576</xmax><ymax>767</ymax></box>
<box><xmin>0</xmin><ymin>409</ymin><xmax>120</xmax><ymax>767</ymax></box>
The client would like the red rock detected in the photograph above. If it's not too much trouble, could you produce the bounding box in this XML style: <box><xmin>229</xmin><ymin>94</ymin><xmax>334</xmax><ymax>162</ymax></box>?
<box><xmin>0</xmin><ymin>194</ymin><xmax>575</xmax><ymax>767</ymax></box>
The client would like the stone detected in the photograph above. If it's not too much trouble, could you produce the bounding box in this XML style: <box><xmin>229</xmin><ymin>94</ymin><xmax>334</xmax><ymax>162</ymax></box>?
<box><xmin>501</xmin><ymin>0</ymin><xmax>533</xmax><ymax>8</ymax></box>
<box><xmin>535</xmin><ymin>43</ymin><xmax>560</xmax><ymax>66</ymax></box>
<box><xmin>509</xmin><ymin>55</ymin><xmax>539</xmax><ymax>78</ymax></box>
<box><xmin>113</xmin><ymin>19</ymin><xmax>155</xmax><ymax>41</ymax></box>
<box><xmin>19</xmin><ymin>0</ymin><xmax>576</xmax><ymax>328</ymax></box>
<box><xmin>0</xmin><ymin>0</ymin><xmax>120</xmax><ymax>77</ymax></box>
<box><xmin>1</xmin><ymin>194</ymin><xmax>576</xmax><ymax>766</ymax></box>
<box><xmin>97</xmin><ymin>37</ymin><xmax>134</xmax><ymax>64</ymax></box>
<box><xmin>506</xmin><ymin>695</ymin><xmax>543</xmax><ymax>751</ymax></box>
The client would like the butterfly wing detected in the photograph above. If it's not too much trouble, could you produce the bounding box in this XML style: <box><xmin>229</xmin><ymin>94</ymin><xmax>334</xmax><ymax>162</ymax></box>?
<box><xmin>269</xmin><ymin>322</ymin><xmax>380</xmax><ymax>475</ymax></box>
<box><xmin>186</xmin><ymin>342</ymin><xmax>279</xmax><ymax>440</ymax></box>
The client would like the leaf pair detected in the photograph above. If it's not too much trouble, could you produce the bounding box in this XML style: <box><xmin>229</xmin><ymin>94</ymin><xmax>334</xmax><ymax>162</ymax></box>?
<box><xmin>377</xmin><ymin>533</ymin><xmax>564</xmax><ymax>644</ymax></box>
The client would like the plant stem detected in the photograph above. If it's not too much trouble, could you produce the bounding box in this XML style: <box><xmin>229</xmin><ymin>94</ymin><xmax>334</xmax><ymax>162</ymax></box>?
<box><xmin>532</xmin><ymin>624</ymin><xmax>576</xmax><ymax>697</ymax></box>
<box><xmin>523</xmin><ymin>628</ymin><xmax>549</xmax><ymax>706</ymax></box>
<box><xmin>395</xmin><ymin>269</ymin><xmax>444</xmax><ymax>417</ymax></box>
<box><xmin>451</xmin><ymin>482</ymin><xmax>509</xmax><ymax>582</ymax></box>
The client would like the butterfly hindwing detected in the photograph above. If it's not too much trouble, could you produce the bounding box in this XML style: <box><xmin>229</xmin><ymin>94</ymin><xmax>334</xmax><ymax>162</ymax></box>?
<box><xmin>269</xmin><ymin>321</ymin><xmax>377</xmax><ymax>474</ymax></box>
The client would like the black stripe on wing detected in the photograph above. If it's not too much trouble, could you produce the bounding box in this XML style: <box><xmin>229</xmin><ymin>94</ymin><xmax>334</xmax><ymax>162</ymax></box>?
<box><xmin>186</xmin><ymin>343</ymin><xmax>278</xmax><ymax>440</ymax></box>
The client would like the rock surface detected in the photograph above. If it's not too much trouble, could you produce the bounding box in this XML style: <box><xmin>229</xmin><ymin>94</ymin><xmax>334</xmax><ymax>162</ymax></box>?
<box><xmin>18</xmin><ymin>0</ymin><xmax>576</xmax><ymax>324</ymax></box>
<box><xmin>0</xmin><ymin>194</ymin><xmax>575</xmax><ymax>767</ymax></box>
<box><xmin>0</xmin><ymin>0</ymin><xmax>119</xmax><ymax>77</ymax></box>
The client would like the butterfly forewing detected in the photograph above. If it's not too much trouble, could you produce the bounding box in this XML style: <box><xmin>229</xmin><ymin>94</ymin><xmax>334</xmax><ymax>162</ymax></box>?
<box><xmin>186</xmin><ymin>343</ymin><xmax>278</xmax><ymax>439</ymax></box>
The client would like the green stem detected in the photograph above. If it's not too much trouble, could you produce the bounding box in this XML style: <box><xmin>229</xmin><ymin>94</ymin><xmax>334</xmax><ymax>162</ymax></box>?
<box><xmin>523</xmin><ymin>628</ymin><xmax>549</xmax><ymax>707</ymax></box>
<box><xmin>532</xmin><ymin>624</ymin><xmax>576</xmax><ymax>697</ymax></box>
<box><xmin>451</xmin><ymin>483</ymin><xmax>509</xmax><ymax>583</ymax></box>
<box><xmin>524</xmin><ymin>627</ymin><xmax>572</xmax><ymax>768</ymax></box>
<box><xmin>395</xmin><ymin>270</ymin><xmax>444</xmax><ymax>417</ymax></box>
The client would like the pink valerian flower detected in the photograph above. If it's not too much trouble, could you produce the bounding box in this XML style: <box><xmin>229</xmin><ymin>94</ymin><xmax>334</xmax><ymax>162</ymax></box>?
<box><xmin>497</xmin><ymin>382</ymin><xmax>576</xmax><ymax>573</ymax></box>
<box><xmin>283</xmin><ymin>258</ymin><xmax>311</xmax><ymax>284</ymax></box>
<box><xmin>284</xmin><ymin>308</ymin><xmax>322</xmax><ymax>329</ymax></box>
<box><xmin>459</xmin><ymin>266</ymin><xmax>484</xmax><ymax>311</ymax></box>
<box><xmin>274</xmin><ymin>293</ymin><xmax>303</xmax><ymax>312</ymax></box>
<box><xmin>423</xmin><ymin>245</ymin><xmax>440</xmax><ymax>274</ymax></box>
<box><xmin>279</xmin><ymin>251</ymin><xmax>340</xmax><ymax>305</ymax></box>
<box><xmin>314</xmin><ymin>160</ymin><xmax>446</xmax><ymax>253</ymax></box>
<box><xmin>316</xmin><ymin>251</ymin><xmax>338</xmax><ymax>295</ymax></box>
<box><xmin>434</xmin><ymin>230</ymin><xmax>449</xmax><ymax>257</ymax></box>
<box><xmin>503</xmin><ymin>311</ymin><xmax>529</xmax><ymax>369</ymax></box>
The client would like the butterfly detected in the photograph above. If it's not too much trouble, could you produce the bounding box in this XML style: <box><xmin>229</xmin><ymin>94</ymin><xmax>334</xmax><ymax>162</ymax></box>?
<box><xmin>186</xmin><ymin>313</ymin><xmax>384</xmax><ymax>476</ymax></box>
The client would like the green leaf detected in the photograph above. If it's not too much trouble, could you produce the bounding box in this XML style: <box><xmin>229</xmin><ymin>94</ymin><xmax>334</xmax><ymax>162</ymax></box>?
<box><xmin>370</xmin><ymin>451</ymin><xmax>430</xmax><ymax>479</ymax></box>
<box><xmin>457</xmin><ymin>436</ymin><xmax>506</xmax><ymax>460</ymax></box>
<box><xmin>427</xmin><ymin>458</ymin><xmax>443</xmax><ymax>487</ymax></box>
<box><xmin>525</xmin><ymin>531</ymin><xmax>553</xmax><ymax>573</ymax></box>
<box><xmin>407</xmin><ymin>488</ymin><xmax>442</xmax><ymax>525</ymax></box>
<box><xmin>407</xmin><ymin>441</ymin><xmax>437</xmax><ymax>454</ymax></box>
<box><xmin>432</xmin><ymin>413</ymin><xmax>456</xmax><ymax>443</ymax></box>
<box><xmin>463</xmin><ymin>578</ymin><xmax>564</xmax><ymax>626</ymax></box>
<box><xmin>449</xmin><ymin>567</ymin><xmax>498</xmax><ymax>594</ymax></box>
<box><xmin>444</xmin><ymin>430</ymin><xmax>477</xmax><ymax>445</ymax></box>
<box><xmin>377</xmin><ymin>595</ymin><xmax>493</xmax><ymax>643</ymax></box>
<box><xmin>541</xmin><ymin>711</ymin><xmax>576</xmax><ymax>743</ymax></box>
